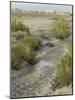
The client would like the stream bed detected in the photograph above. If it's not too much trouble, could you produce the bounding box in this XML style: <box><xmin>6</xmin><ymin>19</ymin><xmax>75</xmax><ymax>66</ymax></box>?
<box><xmin>11</xmin><ymin>38</ymin><xmax>67</xmax><ymax>98</ymax></box>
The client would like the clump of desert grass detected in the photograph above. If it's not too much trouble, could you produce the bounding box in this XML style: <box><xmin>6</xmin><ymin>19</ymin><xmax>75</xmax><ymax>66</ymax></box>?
<box><xmin>11</xmin><ymin>35</ymin><xmax>42</xmax><ymax>70</ymax></box>
<box><xmin>11</xmin><ymin>20</ymin><xmax>30</xmax><ymax>34</ymax></box>
<box><xmin>52</xmin><ymin>40</ymin><xmax>72</xmax><ymax>90</ymax></box>
<box><xmin>52</xmin><ymin>17</ymin><xmax>70</xmax><ymax>39</ymax></box>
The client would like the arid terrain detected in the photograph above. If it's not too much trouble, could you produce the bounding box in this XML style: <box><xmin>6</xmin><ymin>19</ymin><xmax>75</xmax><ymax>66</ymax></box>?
<box><xmin>10</xmin><ymin>9</ymin><xmax>72</xmax><ymax>98</ymax></box>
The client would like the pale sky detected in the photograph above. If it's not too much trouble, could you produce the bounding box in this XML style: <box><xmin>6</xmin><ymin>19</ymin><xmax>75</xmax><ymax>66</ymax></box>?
<box><xmin>11</xmin><ymin>2</ymin><xmax>72</xmax><ymax>13</ymax></box>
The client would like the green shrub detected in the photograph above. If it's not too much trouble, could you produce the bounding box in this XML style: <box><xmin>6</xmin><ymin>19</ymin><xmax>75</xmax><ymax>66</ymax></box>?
<box><xmin>11</xmin><ymin>43</ymin><xmax>36</xmax><ymax>70</ymax></box>
<box><xmin>11</xmin><ymin>35</ymin><xmax>42</xmax><ymax>70</ymax></box>
<box><xmin>11</xmin><ymin>20</ymin><xmax>30</xmax><ymax>34</ymax></box>
<box><xmin>52</xmin><ymin>17</ymin><xmax>70</xmax><ymax>39</ymax></box>
<box><xmin>13</xmin><ymin>31</ymin><xmax>25</xmax><ymax>40</ymax></box>
<box><xmin>11</xmin><ymin>53</ymin><xmax>22</xmax><ymax>70</ymax></box>
<box><xmin>22</xmin><ymin>45</ymin><xmax>36</xmax><ymax>64</ymax></box>
<box><xmin>23</xmin><ymin>35</ymin><xmax>42</xmax><ymax>50</ymax></box>
<box><xmin>52</xmin><ymin>42</ymin><xmax>72</xmax><ymax>90</ymax></box>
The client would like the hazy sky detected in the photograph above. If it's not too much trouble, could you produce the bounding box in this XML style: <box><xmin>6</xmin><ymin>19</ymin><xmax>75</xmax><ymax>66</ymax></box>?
<box><xmin>11</xmin><ymin>2</ymin><xmax>72</xmax><ymax>13</ymax></box>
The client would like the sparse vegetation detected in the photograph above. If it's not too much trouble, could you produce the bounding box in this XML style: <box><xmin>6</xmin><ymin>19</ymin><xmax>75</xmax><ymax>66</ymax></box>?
<box><xmin>23</xmin><ymin>35</ymin><xmax>42</xmax><ymax>50</ymax></box>
<box><xmin>11</xmin><ymin>52</ymin><xmax>22</xmax><ymax>70</ymax></box>
<box><xmin>52</xmin><ymin>41</ymin><xmax>72</xmax><ymax>90</ymax></box>
<box><xmin>11</xmin><ymin>43</ymin><xmax>36</xmax><ymax>70</ymax></box>
<box><xmin>11</xmin><ymin>34</ymin><xmax>42</xmax><ymax>70</ymax></box>
<box><xmin>11</xmin><ymin>7</ymin><xmax>72</xmax><ymax>97</ymax></box>
<box><xmin>52</xmin><ymin>17</ymin><xmax>70</xmax><ymax>39</ymax></box>
<box><xmin>13</xmin><ymin>31</ymin><xmax>25</xmax><ymax>40</ymax></box>
<box><xmin>11</xmin><ymin>20</ymin><xmax>30</xmax><ymax>34</ymax></box>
